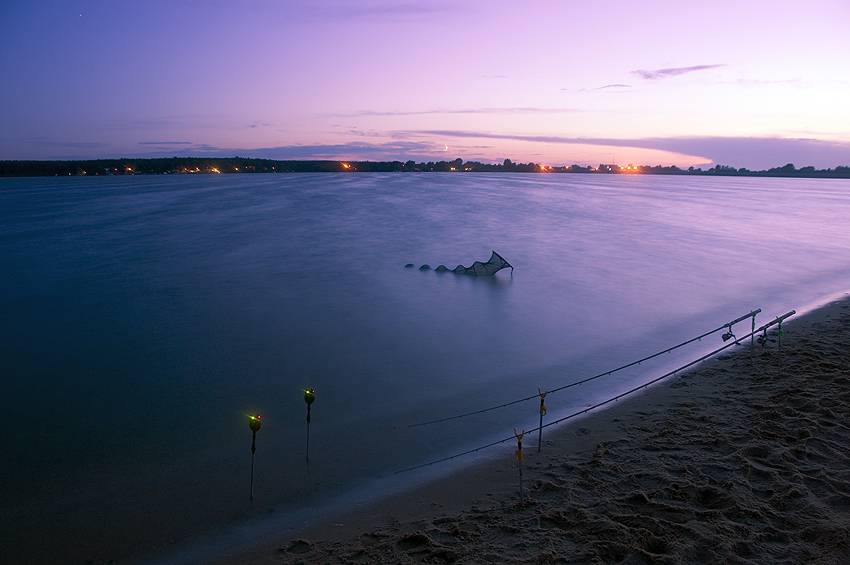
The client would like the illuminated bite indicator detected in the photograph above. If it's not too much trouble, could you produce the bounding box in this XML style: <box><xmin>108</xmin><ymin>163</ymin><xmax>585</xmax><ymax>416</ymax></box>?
<box><xmin>248</xmin><ymin>414</ymin><xmax>262</xmax><ymax>501</ymax></box>
<box><xmin>514</xmin><ymin>428</ymin><xmax>526</xmax><ymax>503</ymax></box>
<box><xmin>537</xmin><ymin>388</ymin><xmax>547</xmax><ymax>452</ymax></box>
<box><xmin>304</xmin><ymin>389</ymin><xmax>316</xmax><ymax>461</ymax></box>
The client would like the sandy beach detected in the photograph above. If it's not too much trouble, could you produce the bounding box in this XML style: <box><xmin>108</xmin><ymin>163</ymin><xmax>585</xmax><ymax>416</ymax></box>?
<box><xmin>216</xmin><ymin>294</ymin><xmax>850</xmax><ymax>564</ymax></box>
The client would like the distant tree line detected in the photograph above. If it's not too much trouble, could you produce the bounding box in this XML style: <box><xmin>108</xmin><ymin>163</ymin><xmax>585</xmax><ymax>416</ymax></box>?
<box><xmin>1</xmin><ymin>157</ymin><xmax>848</xmax><ymax>178</ymax></box>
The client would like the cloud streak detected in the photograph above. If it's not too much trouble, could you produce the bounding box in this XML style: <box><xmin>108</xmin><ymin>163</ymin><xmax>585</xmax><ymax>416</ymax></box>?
<box><xmin>405</xmin><ymin>130</ymin><xmax>850</xmax><ymax>169</ymax></box>
<box><xmin>633</xmin><ymin>64</ymin><xmax>726</xmax><ymax>80</ymax></box>
<box><xmin>336</xmin><ymin>107</ymin><xmax>580</xmax><ymax>118</ymax></box>
<box><xmin>25</xmin><ymin>139</ymin><xmax>110</xmax><ymax>149</ymax></box>
<box><xmin>60</xmin><ymin>133</ymin><xmax>849</xmax><ymax>170</ymax></box>
<box><xmin>131</xmin><ymin>140</ymin><xmax>441</xmax><ymax>162</ymax></box>
<box><xmin>577</xmin><ymin>84</ymin><xmax>634</xmax><ymax>93</ymax></box>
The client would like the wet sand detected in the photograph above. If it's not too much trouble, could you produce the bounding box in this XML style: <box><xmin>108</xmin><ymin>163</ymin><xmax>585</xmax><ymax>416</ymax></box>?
<box><xmin>218</xmin><ymin>294</ymin><xmax>850</xmax><ymax>564</ymax></box>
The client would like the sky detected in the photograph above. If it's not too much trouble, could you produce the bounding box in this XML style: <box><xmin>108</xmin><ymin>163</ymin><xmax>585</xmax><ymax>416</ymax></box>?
<box><xmin>1</xmin><ymin>0</ymin><xmax>849</xmax><ymax>170</ymax></box>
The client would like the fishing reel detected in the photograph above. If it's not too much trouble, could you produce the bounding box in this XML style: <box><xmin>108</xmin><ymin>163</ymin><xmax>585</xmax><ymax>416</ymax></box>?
<box><xmin>721</xmin><ymin>329</ymin><xmax>736</xmax><ymax>342</ymax></box>
<box><xmin>757</xmin><ymin>332</ymin><xmax>775</xmax><ymax>346</ymax></box>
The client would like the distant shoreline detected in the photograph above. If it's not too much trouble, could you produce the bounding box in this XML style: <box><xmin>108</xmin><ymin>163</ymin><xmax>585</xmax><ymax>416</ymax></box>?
<box><xmin>1</xmin><ymin>158</ymin><xmax>849</xmax><ymax>178</ymax></box>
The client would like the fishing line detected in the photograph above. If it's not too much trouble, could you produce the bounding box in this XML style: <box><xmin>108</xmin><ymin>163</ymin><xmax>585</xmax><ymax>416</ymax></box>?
<box><xmin>405</xmin><ymin>310</ymin><xmax>761</xmax><ymax>428</ymax></box>
<box><xmin>395</xmin><ymin>310</ymin><xmax>791</xmax><ymax>474</ymax></box>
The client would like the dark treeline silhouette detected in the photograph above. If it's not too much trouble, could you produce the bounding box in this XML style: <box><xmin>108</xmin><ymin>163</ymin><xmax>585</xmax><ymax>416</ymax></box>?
<box><xmin>1</xmin><ymin>157</ymin><xmax>849</xmax><ymax>178</ymax></box>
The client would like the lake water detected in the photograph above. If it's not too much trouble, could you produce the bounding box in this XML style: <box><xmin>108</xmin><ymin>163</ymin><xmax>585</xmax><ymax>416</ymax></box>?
<box><xmin>2</xmin><ymin>173</ymin><xmax>849</xmax><ymax>563</ymax></box>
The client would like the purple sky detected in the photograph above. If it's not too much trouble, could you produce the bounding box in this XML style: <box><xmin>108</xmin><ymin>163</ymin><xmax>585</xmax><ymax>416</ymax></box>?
<box><xmin>1</xmin><ymin>0</ymin><xmax>848</xmax><ymax>169</ymax></box>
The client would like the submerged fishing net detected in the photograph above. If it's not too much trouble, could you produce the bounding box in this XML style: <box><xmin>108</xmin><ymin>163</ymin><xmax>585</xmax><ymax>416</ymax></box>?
<box><xmin>448</xmin><ymin>251</ymin><xmax>513</xmax><ymax>276</ymax></box>
<box><xmin>408</xmin><ymin>251</ymin><xmax>513</xmax><ymax>276</ymax></box>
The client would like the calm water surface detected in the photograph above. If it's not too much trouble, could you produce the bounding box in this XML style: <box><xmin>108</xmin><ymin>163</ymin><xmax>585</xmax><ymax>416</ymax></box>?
<box><xmin>2</xmin><ymin>173</ymin><xmax>849</xmax><ymax>563</ymax></box>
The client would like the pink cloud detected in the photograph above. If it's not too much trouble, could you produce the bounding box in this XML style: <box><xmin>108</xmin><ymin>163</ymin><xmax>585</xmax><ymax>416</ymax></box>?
<box><xmin>633</xmin><ymin>64</ymin><xmax>726</xmax><ymax>80</ymax></box>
